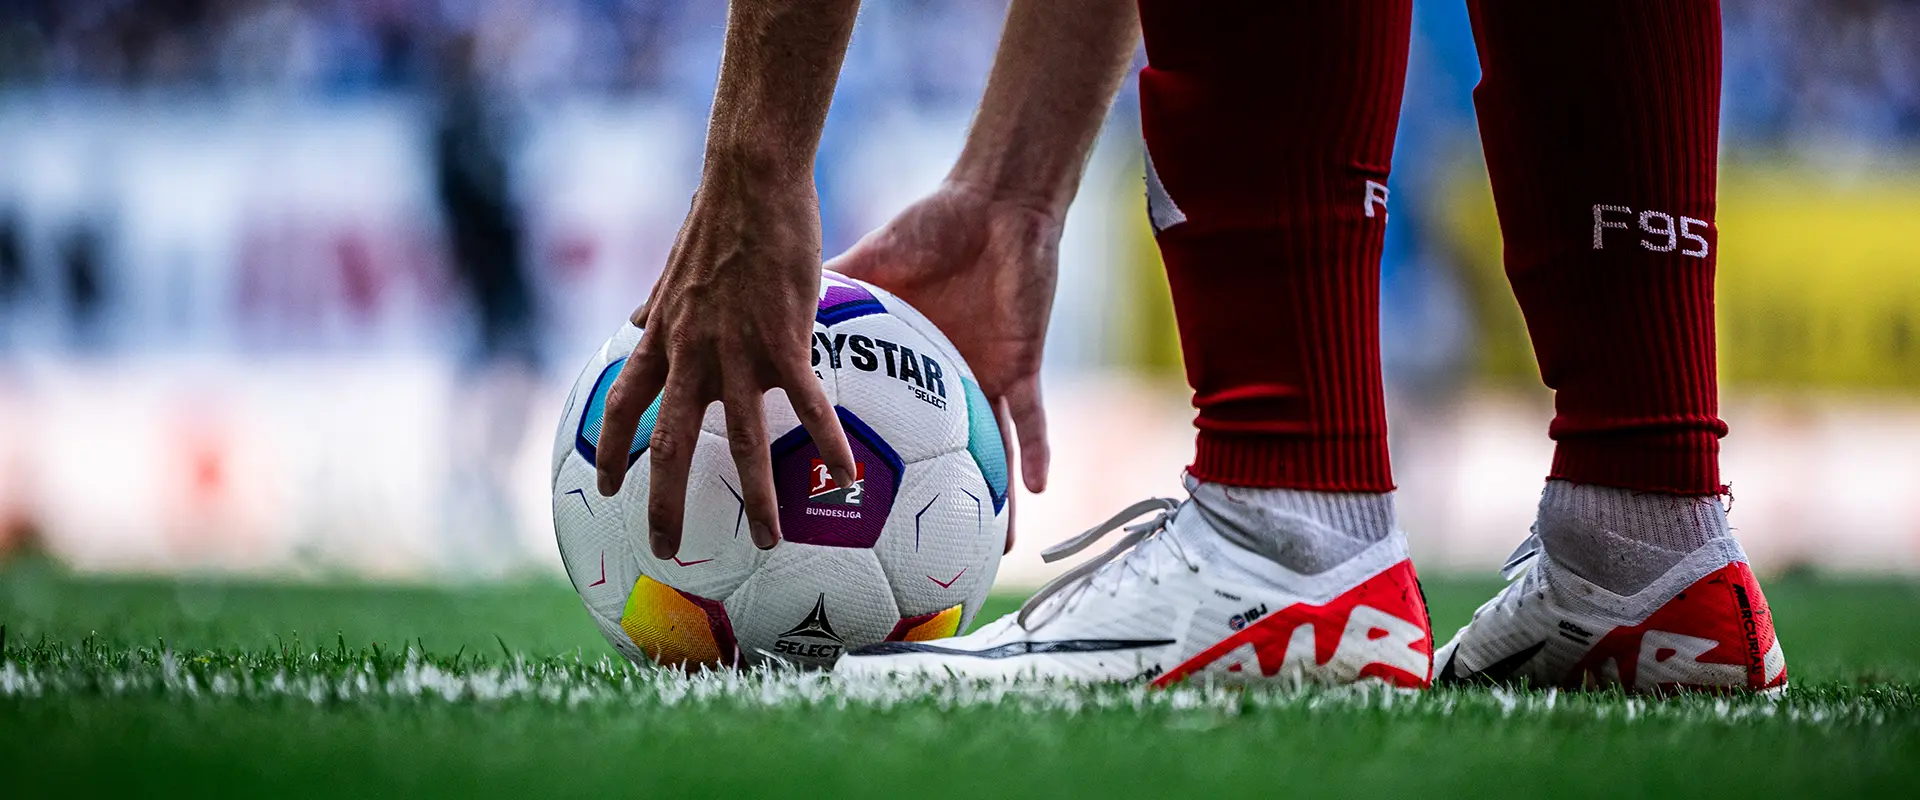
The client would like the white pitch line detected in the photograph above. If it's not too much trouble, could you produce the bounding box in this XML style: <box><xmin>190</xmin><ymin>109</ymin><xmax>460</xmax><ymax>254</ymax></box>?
<box><xmin>0</xmin><ymin>654</ymin><xmax>1910</xmax><ymax>730</ymax></box>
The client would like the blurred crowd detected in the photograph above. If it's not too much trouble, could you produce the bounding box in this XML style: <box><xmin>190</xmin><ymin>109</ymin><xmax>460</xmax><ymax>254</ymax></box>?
<box><xmin>2</xmin><ymin>0</ymin><xmax>1917</xmax><ymax>363</ymax></box>
<box><xmin>0</xmin><ymin>0</ymin><xmax>1005</xmax><ymax>107</ymax></box>
<box><xmin>0</xmin><ymin>0</ymin><xmax>699</xmax><ymax>95</ymax></box>
<box><xmin>0</xmin><ymin>0</ymin><xmax>1916</xmax><ymax>147</ymax></box>
<box><xmin>1724</xmin><ymin>0</ymin><xmax>1920</xmax><ymax>147</ymax></box>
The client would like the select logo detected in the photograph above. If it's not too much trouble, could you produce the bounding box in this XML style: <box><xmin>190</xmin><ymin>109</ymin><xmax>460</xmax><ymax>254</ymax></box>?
<box><xmin>774</xmin><ymin>594</ymin><xmax>845</xmax><ymax>661</ymax></box>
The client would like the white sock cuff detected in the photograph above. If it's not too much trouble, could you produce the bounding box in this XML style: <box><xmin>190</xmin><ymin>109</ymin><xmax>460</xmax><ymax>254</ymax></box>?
<box><xmin>1537</xmin><ymin>480</ymin><xmax>1728</xmax><ymax>554</ymax></box>
<box><xmin>1534</xmin><ymin>480</ymin><xmax>1732</xmax><ymax>595</ymax></box>
<box><xmin>1183</xmin><ymin>473</ymin><xmax>1396</xmax><ymax>575</ymax></box>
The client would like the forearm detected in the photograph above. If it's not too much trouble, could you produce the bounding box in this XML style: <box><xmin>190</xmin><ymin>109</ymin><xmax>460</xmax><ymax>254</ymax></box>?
<box><xmin>950</xmin><ymin>0</ymin><xmax>1140</xmax><ymax>212</ymax></box>
<box><xmin>703</xmin><ymin>0</ymin><xmax>862</xmax><ymax>187</ymax></box>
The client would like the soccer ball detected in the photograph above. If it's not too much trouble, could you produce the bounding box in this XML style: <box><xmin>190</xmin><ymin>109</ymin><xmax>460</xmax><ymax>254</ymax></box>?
<box><xmin>549</xmin><ymin>271</ymin><xmax>1010</xmax><ymax>670</ymax></box>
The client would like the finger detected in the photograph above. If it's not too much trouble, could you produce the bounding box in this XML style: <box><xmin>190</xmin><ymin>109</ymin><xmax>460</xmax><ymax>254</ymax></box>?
<box><xmin>993</xmin><ymin>396</ymin><xmax>1019</xmax><ymax>554</ymax></box>
<box><xmin>1004</xmin><ymin>378</ymin><xmax>1050</xmax><ymax>494</ymax></box>
<box><xmin>784</xmin><ymin>368</ymin><xmax>858</xmax><ymax>489</ymax></box>
<box><xmin>646</xmin><ymin>378</ymin><xmax>707</xmax><ymax>560</ymax></box>
<box><xmin>596</xmin><ymin>333</ymin><xmax>668</xmax><ymax>497</ymax></box>
<box><xmin>722</xmin><ymin>387</ymin><xmax>781</xmax><ymax>550</ymax></box>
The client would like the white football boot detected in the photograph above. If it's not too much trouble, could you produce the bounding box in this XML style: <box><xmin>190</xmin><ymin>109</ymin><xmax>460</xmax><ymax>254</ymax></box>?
<box><xmin>837</xmin><ymin>497</ymin><xmax>1434</xmax><ymax>687</ymax></box>
<box><xmin>1434</xmin><ymin>533</ymin><xmax>1788</xmax><ymax>694</ymax></box>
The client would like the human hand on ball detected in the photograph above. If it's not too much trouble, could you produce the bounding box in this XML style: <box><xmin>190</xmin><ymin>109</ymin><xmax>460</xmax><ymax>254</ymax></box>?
<box><xmin>595</xmin><ymin>169</ymin><xmax>858</xmax><ymax>560</ymax></box>
<box><xmin>826</xmin><ymin>179</ymin><xmax>1062</xmax><ymax>553</ymax></box>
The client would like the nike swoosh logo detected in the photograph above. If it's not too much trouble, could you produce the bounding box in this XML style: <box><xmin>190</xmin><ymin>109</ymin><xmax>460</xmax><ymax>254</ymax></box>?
<box><xmin>1439</xmin><ymin>640</ymin><xmax>1547</xmax><ymax>685</ymax></box>
<box><xmin>848</xmin><ymin>639</ymin><xmax>1175</xmax><ymax>660</ymax></box>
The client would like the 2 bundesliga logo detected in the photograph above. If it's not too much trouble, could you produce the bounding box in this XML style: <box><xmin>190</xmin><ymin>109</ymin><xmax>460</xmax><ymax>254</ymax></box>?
<box><xmin>774</xmin><ymin>594</ymin><xmax>845</xmax><ymax>660</ymax></box>
<box><xmin>806</xmin><ymin>460</ymin><xmax>866</xmax><ymax>521</ymax></box>
<box><xmin>811</xmin><ymin>332</ymin><xmax>949</xmax><ymax>410</ymax></box>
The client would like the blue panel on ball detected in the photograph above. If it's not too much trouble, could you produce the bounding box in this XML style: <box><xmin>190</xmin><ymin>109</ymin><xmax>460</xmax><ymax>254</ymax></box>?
<box><xmin>575</xmin><ymin>357</ymin><xmax>662</xmax><ymax>469</ymax></box>
<box><xmin>961</xmin><ymin>376</ymin><xmax>1009</xmax><ymax>513</ymax></box>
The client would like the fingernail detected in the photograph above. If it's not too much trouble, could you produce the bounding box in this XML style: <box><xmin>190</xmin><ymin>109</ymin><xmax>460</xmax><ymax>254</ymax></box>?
<box><xmin>750</xmin><ymin>521</ymin><xmax>776</xmax><ymax>550</ymax></box>
<box><xmin>598</xmin><ymin>473</ymin><xmax>618</xmax><ymax>497</ymax></box>
<box><xmin>650</xmin><ymin>531</ymin><xmax>674</xmax><ymax>560</ymax></box>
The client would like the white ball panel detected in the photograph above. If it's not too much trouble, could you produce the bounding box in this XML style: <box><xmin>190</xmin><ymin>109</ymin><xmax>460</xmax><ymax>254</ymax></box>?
<box><xmin>603</xmin><ymin>321</ymin><xmax>644</xmax><ymax>362</ymax></box>
<box><xmin>698</xmin><ymin>386</ymin><xmax>809</xmax><ymax>443</ymax></box>
<box><xmin>552</xmin><ymin>453</ymin><xmax>642</xmax><ymax>624</ymax></box>
<box><xmin>874</xmin><ymin>451</ymin><xmax>1006</xmax><ymax>620</ymax></box>
<box><xmin>723</xmin><ymin>544</ymin><xmax>899</xmax><ymax>668</ymax></box>
<box><xmin>824</xmin><ymin>312</ymin><xmax>966</xmax><ymax>463</ymax></box>
<box><xmin>627</xmin><ymin>430</ymin><xmax>770</xmax><ymax>602</ymax></box>
<box><xmin>550</xmin><ymin>379</ymin><xmax>584</xmax><ymax>491</ymax></box>
<box><xmin>969</xmin><ymin>504</ymin><xmax>1007</xmax><ymax>632</ymax></box>
<box><xmin>697</xmin><ymin>322</ymin><xmax>832</xmax><ymax>439</ymax></box>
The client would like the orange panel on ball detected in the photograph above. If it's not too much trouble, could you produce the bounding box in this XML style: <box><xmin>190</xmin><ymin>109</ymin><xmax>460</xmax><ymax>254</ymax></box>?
<box><xmin>885</xmin><ymin>604</ymin><xmax>964</xmax><ymax>643</ymax></box>
<box><xmin>620</xmin><ymin>575</ymin><xmax>739</xmax><ymax>669</ymax></box>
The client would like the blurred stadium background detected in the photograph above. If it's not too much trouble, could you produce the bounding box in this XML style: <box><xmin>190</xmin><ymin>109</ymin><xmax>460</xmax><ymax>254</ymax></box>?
<box><xmin>1</xmin><ymin>0</ymin><xmax>1917</xmax><ymax>586</ymax></box>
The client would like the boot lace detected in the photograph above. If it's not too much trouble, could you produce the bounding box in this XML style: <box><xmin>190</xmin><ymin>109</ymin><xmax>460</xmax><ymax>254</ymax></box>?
<box><xmin>1015</xmin><ymin>498</ymin><xmax>1196</xmax><ymax>631</ymax></box>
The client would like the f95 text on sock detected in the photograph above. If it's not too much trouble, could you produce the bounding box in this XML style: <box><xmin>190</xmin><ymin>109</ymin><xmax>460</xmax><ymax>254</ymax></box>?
<box><xmin>1592</xmin><ymin>204</ymin><xmax>1711</xmax><ymax>257</ymax></box>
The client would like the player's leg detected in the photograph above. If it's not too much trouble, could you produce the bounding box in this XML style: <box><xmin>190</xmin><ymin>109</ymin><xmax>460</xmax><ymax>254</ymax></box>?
<box><xmin>1435</xmin><ymin>0</ymin><xmax>1786</xmax><ymax>692</ymax></box>
<box><xmin>1137</xmin><ymin>0</ymin><xmax>1432</xmax><ymax>684</ymax></box>
<box><xmin>842</xmin><ymin>0</ymin><xmax>1433</xmax><ymax>686</ymax></box>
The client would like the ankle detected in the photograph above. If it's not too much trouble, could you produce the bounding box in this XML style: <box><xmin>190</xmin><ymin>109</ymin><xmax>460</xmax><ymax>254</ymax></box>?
<box><xmin>1184</xmin><ymin>474</ymin><xmax>1394</xmax><ymax>575</ymax></box>
<box><xmin>1534</xmin><ymin>480</ymin><xmax>1730</xmax><ymax>594</ymax></box>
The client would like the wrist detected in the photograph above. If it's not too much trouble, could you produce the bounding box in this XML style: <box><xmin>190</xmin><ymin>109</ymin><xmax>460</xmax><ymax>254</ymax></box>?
<box><xmin>947</xmin><ymin>152</ymin><xmax>1075</xmax><ymax>213</ymax></box>
<box><xmin>936</xmin><ymin>176</ymin><xmax>1068</xmax><ymax>257</ymax></box>
<box><xmin>700</xmin><ymin>135</ymin><xmax>816</xmax><ymax>195</ymax></box>
<box><xmin>683</xmin><ymin>157</ymin><xmax>821</xmax><ymax>272</ymax></box>
<box><xmin>941</xmin><ymin>167</ymin><xmax>1071</xmax><ymax>227</ymax></box>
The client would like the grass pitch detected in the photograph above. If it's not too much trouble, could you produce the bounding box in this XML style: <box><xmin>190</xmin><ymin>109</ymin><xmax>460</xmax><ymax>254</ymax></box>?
<box><xmin>4</xmin><ymin>560</ymin><xmax>1919</xmax><ymax>798</ymax></box>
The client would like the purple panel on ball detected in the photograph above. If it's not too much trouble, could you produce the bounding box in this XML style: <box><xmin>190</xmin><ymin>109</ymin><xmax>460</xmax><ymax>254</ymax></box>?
<box><xmin>770</xmin><ymin>409</ymin><xmax>902</xmax><ymax>549</ymax></box>
<box><xmin>819</xmin><ymin>280</ymin><xmax>875</xmax><ymax>310</ymax></box>
<box><xmin>817</xmin><ymin>273</ymin><xmax>886</xmax><ymax>325</ymax></box>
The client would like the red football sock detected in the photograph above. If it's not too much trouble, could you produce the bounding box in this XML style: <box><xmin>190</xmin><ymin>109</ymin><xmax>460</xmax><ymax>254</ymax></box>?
<box><xmin>1138</xmin><ymin>0</ymin><xmax>1412</xmax><ymax>492</ymax></box>
<box><xmin>1469</xmin><ymin>0</ymin><xmax>1726</xmax><ymax>495</ymax></box>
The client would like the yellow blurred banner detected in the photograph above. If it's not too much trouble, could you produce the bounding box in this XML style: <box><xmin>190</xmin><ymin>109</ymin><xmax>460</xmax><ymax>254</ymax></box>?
<box><xmin>1443</xmin><ymin>161</ymin><xmax>1920</xmax><ymax>389</ymax></box>
<box><xmin>1717</xmin><ymin>167</ymin><xmax>1920</xmax><ymax>388</ymax></box>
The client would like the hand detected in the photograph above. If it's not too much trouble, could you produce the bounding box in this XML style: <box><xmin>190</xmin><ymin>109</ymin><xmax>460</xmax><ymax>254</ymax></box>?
<box><xmin>826</xmin><ymin>180</ymin><xmax>1061</xmax><ymax>551</ymax></box>
<box><xmin>596</xmin><ymin>175</ymin><xmax>858</xmax><ymax>560</ymax></box>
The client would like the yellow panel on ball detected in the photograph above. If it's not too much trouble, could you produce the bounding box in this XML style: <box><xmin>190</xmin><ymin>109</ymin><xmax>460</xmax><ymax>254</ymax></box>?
<box><xmin>887</xmin><ymin>604</ymin><xmax>964</xmax><ymax>643</ymax></box>
<box><xmin>619</xmin><ymin>575</ymin><xmax>739</xmax><ymax>669</ymax></box>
